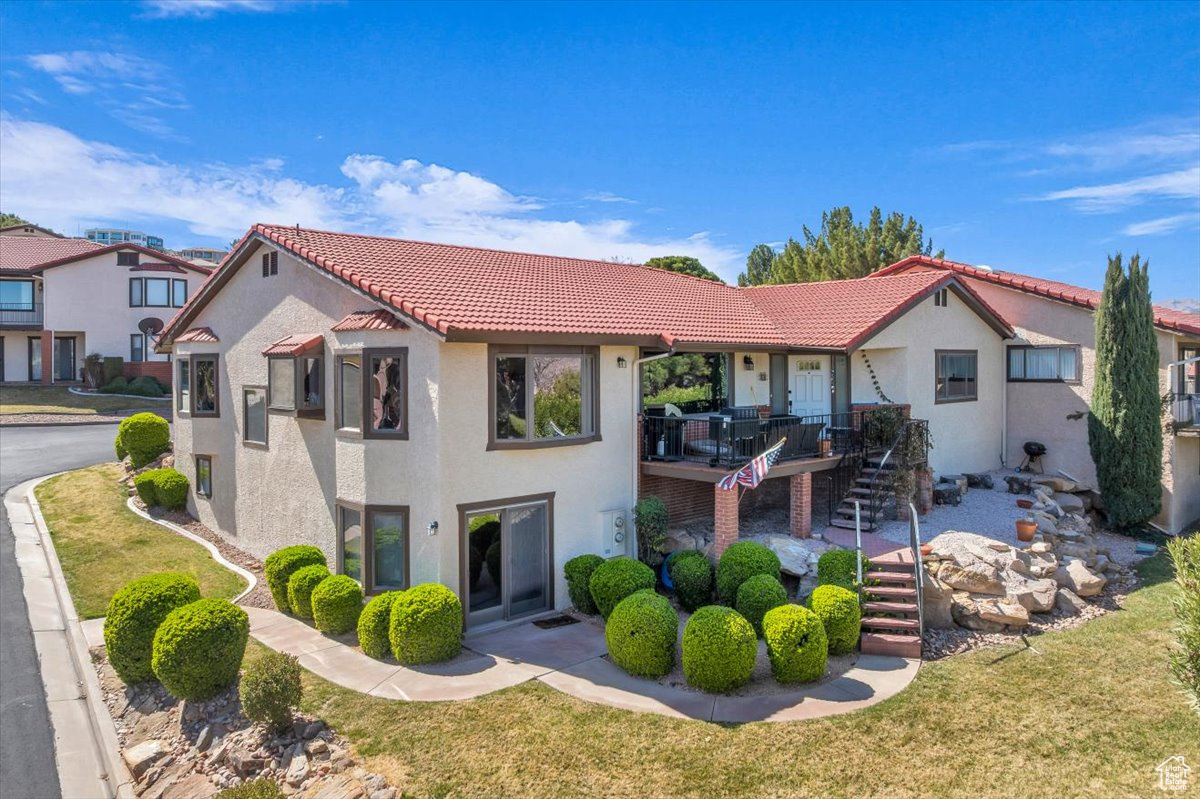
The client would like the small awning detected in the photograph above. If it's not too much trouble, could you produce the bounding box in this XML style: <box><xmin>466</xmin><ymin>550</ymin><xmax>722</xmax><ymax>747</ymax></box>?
<box><xmin>262</xmin><ymin>333</ymin><xmax>324</xmax><ymax>357</ymax></box>
<box><xmin>176</xmin><ymin>326</ymin><xmax>219</xmax><ymax>343</ymax></box>
<box><xmin>331</xmin><ymin>309</ymin><xmax>409</xmax><ymax>332</ymax></box>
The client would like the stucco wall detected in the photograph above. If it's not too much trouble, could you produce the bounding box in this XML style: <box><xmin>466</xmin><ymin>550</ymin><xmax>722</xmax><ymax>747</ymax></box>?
<box><xmin>2</xmin><ymin>333</ymin><xmax>35</xmax><ymax>381</ymax></box>
<box><xmin>732</xmin><ymin>351</ymin><xmax>771</xmax><ymax>407</ymax></box>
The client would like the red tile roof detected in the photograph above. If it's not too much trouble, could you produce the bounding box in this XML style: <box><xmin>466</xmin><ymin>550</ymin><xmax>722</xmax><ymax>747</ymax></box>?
<box><xmin>175</xmin><ymin>327</ymin><xmax>219</xmax><ymax>343</ymax></box>
<box><xmin>874</xmin><ymin>255</ymin><xmax>1200</xmax><ymax>337</ymax></box>
<box><xmin>262</xmin><ymin>333</ymin><xmax>324</xmax><ymax>357</ymax></box>
<box><xmin>0</xmin><ymin>236</ymin><xmax>101</xmax><ymax>272</ymax></box>
<box><xmin>331</xmin><ymin>309</ymin><xmax>410</xmax><ymax>332</ymax></box>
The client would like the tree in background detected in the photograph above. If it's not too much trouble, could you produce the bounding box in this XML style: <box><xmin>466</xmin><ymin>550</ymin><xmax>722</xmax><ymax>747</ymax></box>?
<box><xmin>737</xmin><ymin>206</ymin><xmax>943</xmax><ymax>285</ymax></box>
<box><xmin>1</xmin><ymin>212</ymin><xmax>29</xmax><ymax>227</ymax></box>
<box><xmin>1087</xmin><ymin>253</ymin><xmax>1162</xmax><ymax>530</ymax></box>
<box><xmin>644</xmin><ymin>255</ymin><xmax>723</xmax><ymax>283</ymax></box>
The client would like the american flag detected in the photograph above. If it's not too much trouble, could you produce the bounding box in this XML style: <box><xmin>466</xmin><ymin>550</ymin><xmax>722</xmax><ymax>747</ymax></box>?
<box><xmin>717</xmin><ymin>437</ymin><xmax>787</xmax><ymax>491</ymax></box>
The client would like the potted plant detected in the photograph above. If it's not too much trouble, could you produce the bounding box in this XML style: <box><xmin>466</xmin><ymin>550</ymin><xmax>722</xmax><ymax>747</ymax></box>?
<box><xmin>817</xmin><ymin>435</ymin><xmax>832</xmax><ymax>457</ymax></box>
<box><xmin>1015</xmin><ymin>515</ymin><xmax>1038</xmax><ymax>542</ymax></box>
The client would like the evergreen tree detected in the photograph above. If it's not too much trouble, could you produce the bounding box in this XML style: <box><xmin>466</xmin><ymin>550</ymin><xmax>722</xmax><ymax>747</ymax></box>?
<box><xmin>738</xmin><ymin>244</ymin><xmax>776</xmax><ymax>287</ymax></box>
<box><xmin>643</xmin><ymin>255</ymin><xmax>723</xmax><ymax>283</ymax></box>
<box><xmin>1088</xmin><ymin>253</ymin><xmax>1163</xmax><ymax>530</ymax></box>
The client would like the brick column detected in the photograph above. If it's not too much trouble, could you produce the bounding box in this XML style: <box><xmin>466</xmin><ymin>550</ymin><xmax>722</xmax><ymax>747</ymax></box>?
<box><xmin>790</xmin><ymin>472</ymin><xmax>812</xmax><ymax>538</ymax></box>
<box><xmin>40</xmin><ymin>331</ymin><xmax>54</xmax><ymax>384</ymax></box>
<box><xmin>713</xmin><ymin>484</ymin><xmax>739</xmax><ymax>558</ymax></box>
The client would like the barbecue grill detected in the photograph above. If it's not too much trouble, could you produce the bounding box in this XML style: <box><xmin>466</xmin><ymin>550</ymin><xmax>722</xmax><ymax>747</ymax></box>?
<box><xmin>1018</xmin><ymin>441</ymin><xmax>1047</xmax><ymax>473</ymax></box>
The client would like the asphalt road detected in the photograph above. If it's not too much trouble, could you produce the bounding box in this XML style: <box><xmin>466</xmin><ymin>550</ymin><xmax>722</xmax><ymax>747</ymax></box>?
<box><xmin>0</xmin><ymin>424</ymin><xmax>121</xmax><ymax>799</ymax></box>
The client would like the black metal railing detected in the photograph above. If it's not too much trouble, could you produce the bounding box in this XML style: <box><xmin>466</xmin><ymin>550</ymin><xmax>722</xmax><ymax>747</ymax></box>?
<box><xmin>0</xmin><ymin>302</ymin><xmax>43</xmax><ymax>326</ymax></box>
<box><xmin>865</xmin><ymin>418</ymin><xmax>931</xmax><ymax>529</ymax></box>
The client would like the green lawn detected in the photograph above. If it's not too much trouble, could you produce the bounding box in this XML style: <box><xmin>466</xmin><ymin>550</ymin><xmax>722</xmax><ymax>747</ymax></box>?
<box><xmin>35</xmin><ymin>464</ymin><xmax>245</xmax><ymax>618</ymax></box>
<box><xmin>0</xmin><ymin>385</ymin><xmax>167</xmax><ymax>416</ymax></box>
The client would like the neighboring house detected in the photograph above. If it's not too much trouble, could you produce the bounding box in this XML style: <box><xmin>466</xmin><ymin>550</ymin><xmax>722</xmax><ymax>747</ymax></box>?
<box><xmin>158</xmin><ymin>224</ymin><xmax>1014</xmax><ymax>632</ymax></box>
<box><xmin>178</xmin><ymin>247</ymin><xmax>229</xmax><ymax>265</ymax></box>
<box><xmin>875</xmin><ymin>255</ymin><xmax>1200</xmax><ymax>533</ymax></box>
<box><xmin>86</xmin><ymin>228</ymin><xmax>166</xmax><ymax>251</ymax></box>
<box><xmin>0</xmin><ymin>222</ymin><xmax>63</xmax><ymax>238</ymax></box>
<box><xmin>0</xmin><ymin>236</ymin><xmax>211</xmax><ymax>384</ymax></box>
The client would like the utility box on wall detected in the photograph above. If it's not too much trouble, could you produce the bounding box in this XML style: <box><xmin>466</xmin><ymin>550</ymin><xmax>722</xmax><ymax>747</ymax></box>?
<box><xmin>600</xmin><ymin>509</ymin><xmax>629</xmax><ymax>558</ymax></box>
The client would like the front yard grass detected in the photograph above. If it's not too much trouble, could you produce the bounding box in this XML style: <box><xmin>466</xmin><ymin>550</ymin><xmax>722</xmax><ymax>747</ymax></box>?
<box><xmin>0</xmin><ymin>384</ymin><xmax>166</xmax><ymax>416</ymax></box>
<box><xmin>35</xmin><ymin>464</ymin><xmax>246</xmax><ymax>618</ymax></box>
<box><xmin>248</xmin><ymin>554</ymin><xmax>1196</xmax><ymax>799</ymax></box>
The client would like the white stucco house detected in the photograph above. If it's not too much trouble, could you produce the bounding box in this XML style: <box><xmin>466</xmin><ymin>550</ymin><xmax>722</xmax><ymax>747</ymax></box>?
<box><xmin>0</xmin><ymin>236</ymin><xmax>212</xmax><ymax>384</ymax></box>
<box><xmin>158</xmin><ymin>224</ymin><xmax>1023</xmax><ymax>632</ymax></box>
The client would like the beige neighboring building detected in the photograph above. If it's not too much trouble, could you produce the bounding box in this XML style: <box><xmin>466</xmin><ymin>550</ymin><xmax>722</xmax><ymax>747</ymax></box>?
<box><xmin>0</xmin><ymin>237</ymin><xmax>211</xmax><ymax>384</ymax></box>
<box><xmin>876</xmin><ymin>256</ymin><xmax>1200</xmax><ymax>534</ymax></box>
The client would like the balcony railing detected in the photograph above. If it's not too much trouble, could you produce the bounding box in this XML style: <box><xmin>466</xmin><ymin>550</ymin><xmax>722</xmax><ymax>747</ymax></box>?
<box><xmin>1172</xmin><ymin>394</ymin><xmax>1200</xmax><ymax>429</ymax></box>
<box><xmin>0</xmin><ymin>302</ymin><xmax>43</xmax><ymax>327</ymax></box>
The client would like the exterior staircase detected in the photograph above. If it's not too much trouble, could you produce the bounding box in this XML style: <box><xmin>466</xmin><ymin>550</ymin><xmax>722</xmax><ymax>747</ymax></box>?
<box><xmin>829</xmin><ymin>456</ymin><xmax>895</xmax><ymax>532</ymax></box>
<box><xmin>859</xmin><ymin>548</ymin><xmax>923</xmax><ymax>658</ymax></box>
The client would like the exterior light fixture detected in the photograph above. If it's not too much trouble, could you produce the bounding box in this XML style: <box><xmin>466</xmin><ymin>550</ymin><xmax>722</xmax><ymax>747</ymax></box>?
<box><xmin>617</xmin><ymin>356</ymin><xmax>628</xmax><ymax>368</ymax></box>
<box><xmin>743</xmin><ymin>355</ymin><xmax>755</xmax><ymax>370</ymax></box>
<box><xmin>427</xmin><ymin>521</ymin><xmax>439</xmax><ymax>536</ymax></box>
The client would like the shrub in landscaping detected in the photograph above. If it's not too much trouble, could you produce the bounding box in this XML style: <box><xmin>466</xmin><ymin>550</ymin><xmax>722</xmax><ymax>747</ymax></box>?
<box><xmin>114</xmin><ymin>411</ymin><xmax>171</xmax><ymax>468</ymax></box>
<box><xmin>485</xmin><ymin>540</ymin><xmax>502</xmax><ymax>588</ymax></box>
<box><xmin>264</xmin><ymin>545</ymin><xmax>327</xmax><ymax>612</ymax></box>
<box><xmin>134</xmin><ymin>467</ymin><xmax>190</xmax><ymax>510</ymax></box>
<box><xmin>716</xmin><ymin>541</ymin><xmax>781</xmax><ymax>604</ymax></box>
<box><xmin>681</xmin><ymin>606</ymin><xmax>757</xmax><ymax>693</ymax></box>
<box><xmin>1167</xmin><ymin>535</ymin><xmax>1199</xmax><ymax>711</ymax></box>
<box><xmin>389</xmin><ymin>583</ymin><xmax>462</xmax><ymax>664</ymax></box>
<box><xmin>669</xmin><ymin>551</ymin><xmax>713</xmax><ymax>612</ymax></box>
<box><xmin>809</xmin><ymin>584</ymin><xmax>862</xmax><ymax>655</ymax></box>
<box><xmin>469</xmin><ymin>518</ymin><xmax>499</xmax><ymax>554</ymax></box>
<box><xmin>735</xmin><ymin>574</ymin><xmax>789</xmax><ymax>637</ymax></box>
<box><xmin>605</xmin><ymin>590</ymin><xmax>678</xmax><ymax>678</ymax></box>
<box><xmin>238</xmin><ymin>650</ymin><xmax>302</xmax><ymax>732</ymax></box>
<box><xmin>152</xmin><ymin>598</ymin><xmax>249</xmax><ymax>700</ymax></box>
<box><xmin>816</xmin><ymin>549</ymin><xmax>871</xmax><ymax>589</ymax></box>
<box><xmin>358</xmin><ymin>591</ymin><xmax>402</xmax><ymax>659</ymax></box>
<box><xmin>633</xmin><ymin>495</ymin><xmax>669</xmax><ymax>568</ymax></box>
<box><xmin>762</xmin><ymin>604</ymin><xmax>828</xmax><ymax>683</ymax></box>
<box><xmin>312</xmin><ymin>574</ymin><xmax>364</xmax><ymax>634</ymax></box>
<box><xmin>287</xmin><ymin>564</ymin><xmax>331</xmax><ymax>619</ymax></box>
<box><xmin>103</xmin><ymin>572</ymin><xmax>201</xmax><ymax>684</ymax></box>
<box><xmin>588</xmin><ymin>556</ymin><xmax>657</xmax><ymax>619</ymax></box>
<box><xmin>100</xmin><ymin>376</ymin><xmax>129</xmax><ymax>394</ymax></box>
<box><xmin>564</xmin><ymin>554</ymin><xmax>605</xmax><ymax>614</ymax></box>
<box><xmin>102</xmin><ymin>356</ymin><xmax>124</xmax><ymax>386</ymax></box>
<box><xmin>215</xmin><ymin>779</ymin><xmax>285</xmax><ymax>799</ymax></box>
<box><xmin>123</xmin><ymin>375</ymin><xmax>166</xmax><ymax>398</ymax></box>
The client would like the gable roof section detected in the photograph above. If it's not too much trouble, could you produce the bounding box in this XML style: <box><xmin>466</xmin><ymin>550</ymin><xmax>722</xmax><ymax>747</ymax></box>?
<box><xmin>0</xmin><ymin>223</ymin><xmax>64</xmax><ymax>238</ymax></box>
<box><xmin>34</xmin><ymin>243</ymin><xmax>211</xmax><ymax>276</ymax></box>
<box><xmin>0</xmin><ymin>236</ymin><xmax>102</xmax><ymax>273</ymax></box>
<box><xmin>331</xmin><ymin>309</ymin><xmax>409</xmax><ymax>331</ymax></box>
<box><xmin>875</xmin><ymin>255</ymin><xmax>1200</xmax><ymax>337</ymax></box>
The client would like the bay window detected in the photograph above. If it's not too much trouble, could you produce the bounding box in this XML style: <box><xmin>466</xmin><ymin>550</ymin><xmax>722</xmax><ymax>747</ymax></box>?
<box><xmin>191</xmin><ymin>355</ymin><xmax>219</xmax><ymax>416</ymax></box>
<box><xmin>336</xmin><ymin>354</ymin><xmax>362</xmax><ymax>432</ymax></box>
<box><xmin>263</xmin><ymin>335</ymin><xmax>324</xmax><ymax>417</ymax></box>
<box><xmin>364</xmin><ymin>348</ymin><xmax>408</xmax><ymax>438</ymax></box>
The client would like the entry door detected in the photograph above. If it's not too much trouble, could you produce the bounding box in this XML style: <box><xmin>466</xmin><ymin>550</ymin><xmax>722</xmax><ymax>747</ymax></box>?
<box><xmin>54</xmin><ymin>337</ymin><xmax>76</xmax><ymax>382</ymax></box>
<box><xmin>464</xmin><ymin>499</ymin><xmax>550</xmax><ymax>628</ymax></box>
<box><xmin>28</xmin><ymin>337</ymin><xmax>41</xmax><ymax>382</ymax></box>
<box><xmin>790</xmin><ymin>358</ymin><xmax>829</xmax><ymax>418</ymax></box>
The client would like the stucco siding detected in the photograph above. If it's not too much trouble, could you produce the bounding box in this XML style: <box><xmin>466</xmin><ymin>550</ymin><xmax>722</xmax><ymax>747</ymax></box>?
<box><xmin>2</xmin><ymin>333</ymin><xmax>34</xmax><ymax>381</ymax></box>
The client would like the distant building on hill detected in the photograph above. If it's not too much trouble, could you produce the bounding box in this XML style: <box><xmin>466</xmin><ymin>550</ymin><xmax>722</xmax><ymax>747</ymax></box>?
<box><xmin>178</xmin><ymin>247</ymin><xmax>229</xmax><ymax>264</ymax></box>
<box><xmin>86</xmin><ymin>228</ymin><xmax>165</xmax><ymax>251</ymax></box>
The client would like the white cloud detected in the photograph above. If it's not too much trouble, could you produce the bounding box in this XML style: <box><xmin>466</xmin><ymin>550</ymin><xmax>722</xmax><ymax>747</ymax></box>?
<box><xmin>1037</xmin><ymin>167</ymin><xmax>1200</xmax><ymax>212</ymax></box>
<box><xmin>1121</xmin><ymin>213</ymin><xmax>1200</xmax><ymax>237</ymax></box>
<box><xmin>583</xmin><ymin>191</ymin><xmax>638</xmax><ymax>204</ymax></box>
<box><xmin>0</xmin><ymin>117</ymin><xmax>743</xmax><ymax>277</ymax></box>
<box><xmin>27</xmin><ymin>51</ymin><xmax>162</xmax><ymax>94</ymax></box>
<box><xmin>140</xmin><ymin>0</ymin><xmax>282</xmax><ymax>18</ymax></box>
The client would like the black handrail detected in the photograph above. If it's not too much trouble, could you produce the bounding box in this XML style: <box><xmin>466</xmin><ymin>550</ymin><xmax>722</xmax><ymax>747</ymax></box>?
<box><xmin>865</xmin><ymin>419</ymin><xmax>930</xmax><ymax>528</ymax></box>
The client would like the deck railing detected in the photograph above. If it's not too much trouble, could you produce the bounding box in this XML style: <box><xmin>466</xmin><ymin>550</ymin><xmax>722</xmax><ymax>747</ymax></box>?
<box><xmin>0</xmin><ymin>302</ymin><xmax>43</xmax><ymax>327</ymax></box>
<box><xmin>1172</xmin><ymin>394</ymin><xmax>1200</xmax><ymax>429</ymax></box>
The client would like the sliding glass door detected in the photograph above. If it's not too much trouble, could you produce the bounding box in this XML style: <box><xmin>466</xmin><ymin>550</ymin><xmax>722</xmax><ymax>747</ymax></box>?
<box><xmin>463</xmin><ymin>496</ymin><xmax>551</xmax><ymax>628</ymax></box>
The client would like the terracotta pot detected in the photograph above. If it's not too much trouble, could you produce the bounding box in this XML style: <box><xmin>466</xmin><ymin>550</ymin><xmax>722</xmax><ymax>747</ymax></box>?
<box><xmin>1015</xmin><ymin>519</ymin><xmax>1038</xmax><ymax>542</ymax></box>
<box><xmin>818</xmin><ymin>439</ymin><xmax>832</xmax><ymax>457</ymax></box>
<box><xmin>920</xmin><ymin>543</ymin><xmax>933</xmax><ymax>557</ymax></box>
<box><xmin>1016</xmin><ymin>499</ymin><xmax>1034</xmax><ymax>509</ymax></box>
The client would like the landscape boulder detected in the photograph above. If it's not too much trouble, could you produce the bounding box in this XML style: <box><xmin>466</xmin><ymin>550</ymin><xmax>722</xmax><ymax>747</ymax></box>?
<box><xmin>1054</xmin><ymin>558</ymin><xmax>1106</xmax><ymax>597</ymax></box>
<box><xmin>761</xmin><ymin>534</ymin><xmax>813</xmax><ymax>578</ymax></box>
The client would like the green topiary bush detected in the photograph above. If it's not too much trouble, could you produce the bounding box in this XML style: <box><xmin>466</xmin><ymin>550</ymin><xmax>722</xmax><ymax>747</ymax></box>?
<box><xmin>762</xmin><ymin>604</ymin><xmax>828</xmax><ymax>683</ymax></box>
<box><xmin>215</xmin><ymin>779</ymin><xmax>285</xmax><ymax>799</ymax></box>
<box><xmin>716</xmin><ymin>541</ymin><xmax>781</xmax><ymax>605</ymax></box>
<box><xmin>564</xmin><ymin>554</ymin><xmax>605</xmax><ymax>615</ymax></box>
<box><xmin>633</xmin><ymin>495</ymin><xmax>669</xmax><ymax>568</ymax></box>
<box><xmin>264</xmin><ymin>545</ymin><xmax>327</xmax><ymax>612</ymax></box>
<box><xmin>605</xmin><ymin>590</ymin><xmax>678</xmax><ymax>678</ymax></box>
<box><xmin>238</xmin><ymin>650</ymin><xmax>302</xmax><ymax>732</ymax></box>
<box><xmin>669</xmin><ymin>551</ymin><xmax>713</xmax><ymax>612</ymax></box>
<box><xmin>358</xmin><ymin>591</ymin><xmax>402</xmax><ymax>659</ymax></box>
<box><xmin>126</xmin><ymin>375</ymin><xmax>165</xmax><ymax>398</ymax></box>
<box><xmin>134</xmin><ymin>467</ymin><xmax>188</xmax><ymax>510</ymax></box>
<box><xmin>287</xmin><ymin>564</ymin><xmax>331</xmax><ymax>619</ymax></box>
<box><xmin>735</xmin><ymin>574</ymin><xmax>789</xmax><ymax>637</ymax></box>
<box><xmin>389</xmin><ymin>583</ymin><xmax>462</xmax><ymax>665</ymax></box>
<box><xmin>816</xmin><ymin>549</ymin><xmax>871</xmax><ymax>589</ymax></box>
<box><xmin>809</xmin><ymin>584</ymin><xmax>862</xmax><ymax>655</ymax></box>
<box><xmin>103</xmin><ymin>573</ymin><xmax>201</xmax><ymax>685</ymax></box>
<box><xmin>133</xmin><ymin>470</ymin><xmax>158</xmax><ymax>506</ymax></box>
<box><xmin>115</xmin><ymin>412</ymin><xmax>171</xmax><ymax>467</ymax></box>
<box><xmin>151</xmin><ymin>598</ymin><xmax>249</xmax><ymax>700</ymax></box>
<box><xmin>682</xmin><ymin>606</ymin><xmax>757</xmax><ymax>693</ymax></box>
<box><xmin>588</xmin><ymin>556</ymin><xmax>657</xmax><ymax>619</ymax></box>
<box><xmin>311</xmin><ymin>574</ymin><xmax>363</xmax><ymax>634</ymax></box>
<box><xmin>485</xmin><ymin>540</ymin><xmax>502</xmax><ymax>588</ymax></box>
<box><xmin>100</xmin><ymin>376</ymin><xmax>129</xmax><ymax>395</ymax></box>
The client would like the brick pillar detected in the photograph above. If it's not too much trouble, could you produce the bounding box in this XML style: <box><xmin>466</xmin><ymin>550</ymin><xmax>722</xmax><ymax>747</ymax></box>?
<box><xmin>790</xmin><ymin>472</ymin><xmax>812</xmax><ymax>538</ymax></box>
<box><xmin>713</xmin><ymin>484</ymin><xmax>739</xmax><ymax>558</ymax></box>
<box><xmin>40</xmin><ymin>331</ymin><xmax>53</xmax><ymax>384</ymax></box>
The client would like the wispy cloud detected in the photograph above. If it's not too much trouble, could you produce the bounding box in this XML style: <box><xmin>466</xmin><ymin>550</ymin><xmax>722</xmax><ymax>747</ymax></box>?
<box><xmin>1121</xmin><ymin>213</ymin><xmax>1200</xmax><ymax>237</ymax></box>
<box><xmin>1037</xmin><ymin>167</ymin><xmax>1200</xmax><ymax>212</ymax></box>
<box><xmin>0</xmin><ymin>117</ymin><xmax>743</xmax><ymax>276</ymax></box>
<box><xmin>583</xmin><ymin>191</ymin><xmax>638</xmax><ymax>204</ymax></box>
<box><xmin>140</xmin><ymin>0</ymin><xmax>283</xmax><ymax>18</ymax></box>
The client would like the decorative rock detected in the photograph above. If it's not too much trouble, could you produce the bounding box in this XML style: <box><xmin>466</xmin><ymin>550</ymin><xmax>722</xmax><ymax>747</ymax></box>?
<box><xmin>761</xmin><ymin>534</ymin><xmax>811</xmax><ymax>577</ymax></box>
<box><xmin>195</xmin><ymin>726</ymin><xmax>214</xmax><ymax>753</ymax></box>
<box><xmin>1005</xmin><ymin>475</ymin><xmax>1033</xmax><ymax>494</ymax></box>
<box><xmin>938</xmin><ymin>561</ymin><xmax>1006</xmax><ymax>595</ymax></box>
<box><xmin>285</xmin><ymin>746</ymin><xmax>311</xmax><ymax>787</ymax></box>
<box><xmin>300</xmin><ymin>774</ymin><xmax>366</xmax><ymax>799</ymax></box>
<box><xmin>976</xmin><ymin>599</ymin><xmax>1030</xmax><ymax>627</ymax></box>
<box><xmin>1053</xmin><ymin>492</ymin><xmax>1085</xmax><ymax>513</ymax></box>
<box><xmin>933</xmin><ymin>486</ymin><xmax>961</xmax><ymax>506</ymax></box>
<box><xmin>1032</xmin><ymin>476</ymin><xmax>1076</xmax><ymax>492</ymax></box>
<box><xmin>1054</xmin><ymin>587</ymin><xmax>1088</xmax><ymax>615</ymax></box>
<box><xmin>1007</xmin><ymin>575</ymin><xmax>1057</xmax><ymax>613</ymax></box>
<box><xmin>660</xmin><ymin>528</ymin><xmax>698</xmax><ymax>554</ymax></box>
<box><xmin>303</xmin><ymin>721</ymin><xmax>325</xmax><ymax>739</ymax></box>
<box><xmin>921</xmin><ymin>574</ymin><xmax>956</xmax><ymax>629</ymax></box>
<box><xmin>123</xmin><ymin>740</ymin><xmax>166</xmax><ymax>779</ymax></box>
<box><xmin>1054</xmin><ymin>558</ymin><xmax>1106</xmax><ymax>597</ymax></box>
<box><xmin>304</xmin><ymin>739</ymin><xmax>328</xmax><ymax>756</ymax></box>
<box><xmin>950</xmin><ymin>595</ymin><xmax>1004</xmax><ymax>632</ymax></box>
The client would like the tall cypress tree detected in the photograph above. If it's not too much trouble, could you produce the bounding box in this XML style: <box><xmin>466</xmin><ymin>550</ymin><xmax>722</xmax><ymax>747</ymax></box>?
<box><xmin>1088</xmin><ymin>253</ymin><xmax>1163</xmax><ymax>529</ymax></box>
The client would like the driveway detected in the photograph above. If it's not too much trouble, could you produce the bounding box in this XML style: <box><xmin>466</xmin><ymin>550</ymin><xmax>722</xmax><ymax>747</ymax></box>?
<box><xmin>0</xmin><ymin>424</ymin><xmax>122</xmax><ymax>798</ymax></box>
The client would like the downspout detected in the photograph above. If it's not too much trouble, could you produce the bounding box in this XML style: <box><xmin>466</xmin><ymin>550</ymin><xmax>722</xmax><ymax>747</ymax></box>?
<box><xmin>630</xmin><ymin>344</ymin><xmax>676</xmax><ymax>558</ymax></box>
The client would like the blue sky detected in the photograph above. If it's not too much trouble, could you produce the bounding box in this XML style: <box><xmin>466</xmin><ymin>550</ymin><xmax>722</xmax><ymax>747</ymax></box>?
<box><xmin>1</xmin><ymin>0</ymin><xmax>1197</xmax><ymax>299</ymax></box>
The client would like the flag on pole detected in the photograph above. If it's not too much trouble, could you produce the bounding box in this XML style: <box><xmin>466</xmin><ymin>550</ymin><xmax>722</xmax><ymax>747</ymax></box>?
<box><xmin>717</xmin><ymin>437</ymin><xmax>787</xmax><ymax>491</ymax></box>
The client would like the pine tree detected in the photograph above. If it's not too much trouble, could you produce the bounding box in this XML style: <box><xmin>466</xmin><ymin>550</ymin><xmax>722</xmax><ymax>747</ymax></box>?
<box><xmin>1088</xmin><ymin>253</ymin><xmax>1163</xmax><ymax>530</ymax></box>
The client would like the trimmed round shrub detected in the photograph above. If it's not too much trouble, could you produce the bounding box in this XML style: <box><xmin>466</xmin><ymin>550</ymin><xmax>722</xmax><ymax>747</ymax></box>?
<box><xmin>716</xmin><ymin>541</ymin><xmax>781</xmax><ymax>605</ymax></box>
<box><xmin>100</xmin><ymin>376</ymin><xmax>129</xmax><ymax>395</ymax></box>
<box><xmin>762</xmin><ymin>604</ymin><xmax>828</xmax><ymax>683</ymax></box>
<box><xmin>817</xmin><ymin>549</ymin><xmax>871</xmax><ymax>589</ymax></box>
<box><xmin>735</xmin><ymin>574</ymin><xmax>789</xmax><ymax>637</ymax></box>
<box><xmin>264</xmin><ymin>545</ymin><xmax>327</xmax><ymax>612</ymax></box>
<box><xmin>151</xmin><ymin>468</ymin><xmax>189</xmax><ymax>510</ymax></box>
<box><xmin>152</xmin><ymin>598</ymin><xmax>249</xmax><ymax>700</ymax></box>
<box><xmin>103</xmin><ymin>573</ymin><xmax>201</xmax><ymax>684</ymax></box>
<box><xmin>669</xmin><ymin>551</ymin><xmax>713</xmax><ymax>612</ymax></box>
<box><xmin>127</xmin><ymin>375</ymin><xmax>165</xmax><ymax>398</ymax></box>
<box><xmin>287</xmin><ymin>564</ymin><xmax>331</xmax><ymax>619</ymax></box>
<box><xmin>357</xmin><ymin>591</ymin><xmax>402</xmax><ymax>659</ymax></box>
<box><xmin>114</xmin><ymin>412</ymin><xmax>171</xmax><ymax>468</ymax></box>
<box><xmin>485</xmin><ymin>540</ymin><xmax>502</xmax><ymax>588</ymax></box>
<box><xmin>809</xmin><ymin>584</ymin><xmax>862</xmax><ymax>655</ymax></box>
<box><xmin>588</xmin><ymin>556</ymin><xmax>656</xmax><ymax>619</ymax></box>
<box><xmin>215</xmin><ymin>779</ymin><xmax>285</xmax><ymax>799</ymax></box>
<box><xmin>605</xmin><ymin>590</ymin><xmax>677</xmax><ymax>678</ymax></box>
<box><xmin>133</xmin><ymin>470</ymin><xmax>158</xmax><ymax>506</ymax></box>
<box><xmin>564</xmin><ymin>554</ymin><xmax>605</xmax><ymax>615</ymax></box>
<box><xmin>238</xmin><ymin>650</ymin><xmax>302</xmax><ymax>732</ymax></box>
<box><xmin>389</xmin><ymin>583</ymin><xmax>462</xmax><ymax>665</ymax></box>
<box><xmin>681</xmin><ymin>606</ymin><xmax>757</xmax><ymax>693</ymax></box>
<box><xmin>468</xmin><ymin>546</ymin><xmax>483</xmax><ymax>589</ymax></box>
<box><xmin>312</xmin><ymin>574</ymin><xmax>363</xmax><ymax>634</ymax></box>
<box><xmin>469</xmin><ymin>518</ymin><xmax>499</xmax><ymax>555</ymax></box>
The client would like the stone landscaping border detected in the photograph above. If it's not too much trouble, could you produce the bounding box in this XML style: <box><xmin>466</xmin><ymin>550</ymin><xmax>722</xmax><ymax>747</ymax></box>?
<box><xmin>68</xmin><ymin>387</ymin><xmax>172</xmax><ymax>402</ymax></box>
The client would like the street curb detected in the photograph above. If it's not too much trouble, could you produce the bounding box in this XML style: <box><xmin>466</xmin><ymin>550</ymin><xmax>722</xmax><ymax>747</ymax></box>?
<box><xmin>1</xmin><ymin>419</ymin><xmax>127</xmax><ymax>428</ymax></box>
<box><xmin>17</xmin><ymin>475</ymin><xmax>136</xmax><ymax>799</ymax></box>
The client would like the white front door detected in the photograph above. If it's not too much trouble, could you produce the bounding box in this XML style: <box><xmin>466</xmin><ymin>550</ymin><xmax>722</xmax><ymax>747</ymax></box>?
<box><xmin>790</xmin><ymin>358</ymin><xmax>829</xmax><ymax>418</ymax></box>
